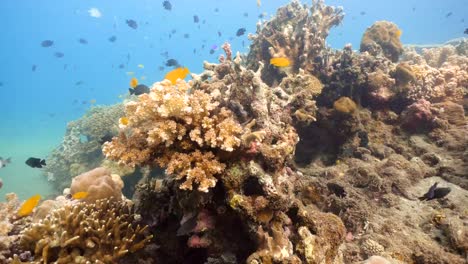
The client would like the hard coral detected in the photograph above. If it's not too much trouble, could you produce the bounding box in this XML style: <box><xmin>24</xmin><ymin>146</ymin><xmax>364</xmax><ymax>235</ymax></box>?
<box><xmin>360</xmin><ymin>21</ymin><xmax>403</xmax><ymax>62</ymax></box>
<box><xmin>247</xmin><ymin>0</ymin><xmax>343</xmax><ymax>84</ymax></box>
<box><xmin>70</xmin><ymin>167</ymin><xmax>124</xmax><ymax>202</ymax></box>
<box><xmin>19</xmin><ymin>199</ymin><xmax>152</xmax><ymax>264</ymax></box>
<box><xmin>103</xmin><ymin>79</ymin><xmax>243</xmax><ymax>192</ymax></box>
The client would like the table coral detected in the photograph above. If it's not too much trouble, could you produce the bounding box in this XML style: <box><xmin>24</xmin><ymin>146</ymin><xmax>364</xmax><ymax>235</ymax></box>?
<box><xmin>18</xmin><ymin>199</ymin><xmax>152</xmax><ymax>264</ymax></box>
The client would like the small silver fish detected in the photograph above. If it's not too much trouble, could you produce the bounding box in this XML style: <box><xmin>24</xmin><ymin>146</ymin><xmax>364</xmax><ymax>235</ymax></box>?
<box><xmin>0</xmin><ymin>157</ymin><xmax>11</xmax><ymax>168</ymax></box>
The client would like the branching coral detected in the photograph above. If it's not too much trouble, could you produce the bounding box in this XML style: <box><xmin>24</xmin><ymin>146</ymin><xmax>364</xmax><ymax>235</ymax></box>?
<box><xmin>18</xmin><ymin>199</ymin><xmax>152</xmax><ymax>264</ymax></box>
<box><xmin>103</xmin><ymin>79</ymin><xmax>244</xmax><ymax>192</ymax></box>
<box><xmin>247</xmin><ymin>0</ymin><xmax>343</xmax><ymax>84</ymax></box>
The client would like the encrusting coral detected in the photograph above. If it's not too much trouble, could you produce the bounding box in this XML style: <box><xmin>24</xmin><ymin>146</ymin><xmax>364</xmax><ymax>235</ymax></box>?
<box><xmin>17</xmin><ymin>198</ymin><xmax>152</xmax><ymax>264</ymax></box>
<box><xmin>360</xmin><ymin>21</ymin><xmax>403</xmax><ymax>62</ymax></box>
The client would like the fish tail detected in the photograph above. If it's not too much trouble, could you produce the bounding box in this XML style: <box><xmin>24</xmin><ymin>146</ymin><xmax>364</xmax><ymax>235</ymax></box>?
<box><xmin>129</xmin><ymin>88</ymin><xmax>135</xmax><ymax>95</ymax></box>
<box><xmin>41</xmin><ymin>159</ymin><xmax>46</xmax><ymax>166</ymax></box>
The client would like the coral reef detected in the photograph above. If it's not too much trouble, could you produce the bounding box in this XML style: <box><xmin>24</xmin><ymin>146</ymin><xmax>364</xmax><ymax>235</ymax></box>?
<box><xmin>43</xmin><ymin>104</ymin><xmax>125</xmax><ymax>193</ymax></box>
<box><xmin>17</xmin><ymin>199</ymin><xmax>152</xmax><ymax>263</ymax></box>
<box><xmin>360</xmin><ymin>21</ymin><xmax>403</xmax><ymax>62</ymax></box>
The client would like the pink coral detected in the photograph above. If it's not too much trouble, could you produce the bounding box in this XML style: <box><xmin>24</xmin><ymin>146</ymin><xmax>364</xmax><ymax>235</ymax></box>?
<box><xmin>400</xmin><ymin>99</ymin><xmax>435</xmax><ymax>132</ymax></box>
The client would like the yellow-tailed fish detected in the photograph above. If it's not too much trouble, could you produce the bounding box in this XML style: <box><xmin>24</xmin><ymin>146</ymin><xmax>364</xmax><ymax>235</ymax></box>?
<box><xmin>164</xmin><ymin>67</ymin><xmax>190</xmax><ymax>84</ymax></box>
<box><xmin>138</xmin><ymin>64</ymin><xmax>144</xmax><ymax>68</ymax></box>
<box><xmin>72</xmin><ymin>191</ymin><xmax>89</xmax><ymax>199</ymax></box>
<box><xmin>270</xmin><ymin>57</ymin><xmax>291</xmax><ymax>67</ymax></box>
<box><xmin>17</xmin><ymin>194</ymin><xmax>41</xmax><ymax>217</ymax></box>
<box><xmin>119</xmin><ymin>116</ymin><xmax>129</xmax><ymax>126</ymax></box>
<box><xmin>130</xmin><ymin>77</ymin><xmax>138</xmax><ymax>88</ymax></box>
<box><xmin>126</xmin><ymin>71</ymin><xmax>135</xmax><ymax>76</ymax></box>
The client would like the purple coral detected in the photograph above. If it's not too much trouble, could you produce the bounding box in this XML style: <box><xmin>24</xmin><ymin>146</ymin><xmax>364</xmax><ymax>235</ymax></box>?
<box><xmin>400</xmin><ymin>99</ymin><xmax>435</xmax><ymax>132</ymax></box>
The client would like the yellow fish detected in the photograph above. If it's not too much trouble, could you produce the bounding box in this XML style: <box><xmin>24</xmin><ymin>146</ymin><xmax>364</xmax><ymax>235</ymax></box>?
<box><xmin>126</xmin><ymin>71</ymin><xmax>135</xmax><ymax>76</ymax></box>
<box><xmin>72</xmin><ymin>191</ymin><xmax>89</xmax><ymax>199</ymax></box>
<box><xmin>164</xmin><ymin>67</ymin><xmax>190</xmax><ymax>85</ymax></box>
<box><xmin>17</xmin><ymin>194</ymin><xmax>41</xmax><ymax>217</ymax></box>
<box><xmin>90</xmin><ymin>99</ymin><xmax>96</xmax><ymax>104</ymax></box>
<box><xmin>130</xmin><ymin>77</ymin><xmax>138</xmax><ymax>88</ymax></box>
<box><xmin>270</xmin><ymin>57</ymin><xmax>291</xmax><ymax>67</ymax></box>
<box><xmin>119</xmin><ymin>116</ymin><xmax>129</xmax><ymax>126</ymax></box>
<box><xmin>138</xmin><ymin>64</ymin><xmax>144</xmax><ymax>68</ymax></box>
<box><xmin>396</xmin><ymin>29</ymin><xmax>402</xmax><ymax>38</ymax></box>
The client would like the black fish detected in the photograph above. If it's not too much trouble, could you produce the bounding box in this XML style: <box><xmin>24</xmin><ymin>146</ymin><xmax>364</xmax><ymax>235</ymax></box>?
<box><xmin>184</xmin><ymin>33</ymin><xmax>190</xmax><ymax>38</ymax></box>
<box><xmin>126</xmin><ymin>19</ymin><xmax>138</xmax><ymax>29</ymax></box>
<box><xmin>165</xmin><ymin>59</ymin><xmax>179</xmax><ymax>67</ymax></box>
<box><xmin>108</xmin><ymin>35</ymin><xmax>117</xmax><ymax>42</ymax></box>
<box><xmin>357</xmin><ymin>131</ymin><xmax>369</xmax><ymax>148</ymax></box>
<box><xmin>193</xmin><ymin>15</ymin><xmax>199</xmax><ymax>23</ymax></box>
<box><xmin>129</xmin><ymin>84</ymin><xmax>150</xmax><ymax>95</ymax></box>
<box><xmin>258</xmin><ymin>13</ymin><xmax>265</xmax><ymax>19</ymax></box>
<box><xmin>193</xmin><ymin>48</ymin><xmax>196</xmax><ymax>54</ymax></box>
<box><xmin>75</xmin><ymin>81</ymin><xmax>83</xmax><ymax>86</ymax></box>
<box><xmin>445</xmin><ymin>12</ymin><xmax>453</xmax><ymax>18</ymax></box>
<box><xmin>217</xmin><ymin>31</ymin><xmax>222</xmax><ymax>37</ymax></box>
<box><xmin>171</xmin><ymin>29</ymin><xmax>177</xmax><ymax>34</ymax></box>
<box><xmin>32</xmin><ymin>65</ymin><xmax>37</xmax><ymax>72</ymax></box>
<box><xmin>419</xmin><ymin>182</ymin><xmax>451</xmax><ymax>200</ymax></box>
<box><xmin>118</xmin><ymin>64</ymin><xmax>125</xmax><ymax>69</ymax></box>
<box><xmin>327</xmin><ymin>183</ymin><xmax>346</xmax><ymax>198</ymax></box>
<box><xmin>236</xmin><ymin>28</ymin><xmax>246</xmax><ymax>36</ymax></box>
<box><xmin>163</xmin><ymin>1</ymin><xmax>172</xmax><ymax>10</ymax></box>
<box><xmin>209</xmin><ymin>49</ymin><xmax>215</xmax><ymax>54</ymax></box>
<box><xmin>360</xmin><ymin>11</ymin><xmax>366</xmax><ymax>15</ymax></box>
<box><xmin>78</xmin><ymin>38</ymin><xmax>88</xmax><ymax>44</ymax></box>
<box><xmin>99</xmin><ymin>133</ymin><xmax>114</xmax><ymax>144</ymax></box>
<box><xmin>41</xmin><ymin>40</ymin><xmax>54</xmax><ymax>47</ymax></box>
<box><xmin>243</xmin><ymin>12</ymin><xmax>248</xmax><ymax>17</ymax></box>
<box><xmin>464</xmin><ymin>28</ymin><xmax>468</xmax><ymax>34</ymax></box>
<box><xmin>25</xmin><ymin>157</ymin><xmax>46</xmax><ymax>168</ymax></box>
<box><xmin>54</xmin><ymin>52</ymin><xmax>64</xmax><ymax>58</ymax></box>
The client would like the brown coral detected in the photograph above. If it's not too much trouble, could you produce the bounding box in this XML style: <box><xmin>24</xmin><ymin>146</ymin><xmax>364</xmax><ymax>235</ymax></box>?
<box><xmin>19</xmin><ymin>199</ymin><xmax>152</xmax><ymax>264</ymax></box>
<box><xmin>360</xmin><ymin>21</ymin><xmax>403</xmax><ymax>62</ymax></box>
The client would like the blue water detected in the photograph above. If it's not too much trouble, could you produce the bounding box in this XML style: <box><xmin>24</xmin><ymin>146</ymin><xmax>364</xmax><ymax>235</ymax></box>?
<box><xmin>0</xmin><ymin>0</ymin><xmax>466</xmax><ymax>200</ymax></box>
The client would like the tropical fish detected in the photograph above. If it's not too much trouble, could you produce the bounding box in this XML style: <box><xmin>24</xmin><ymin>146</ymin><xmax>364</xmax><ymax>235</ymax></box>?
<box><xmin>72</xmin><ymin>191</ymin><xmax>89</xmax><ymax>200</ymax></box>
<box><xmin>126</xmin><ymin>19</ymin><xmax>138</xmax><ymax>29</ymax></box>
<box><xmin>78</xmin><ymin>38</ymin><xmax>88</xmax><ymax>44</ymax></box>
<box><xmin>165</xmin><ymin>59</ymin><xmax>179</xmax><ymax>67</ymax></box>
<box><xmin>396</xmin><ymin>29</ymin><xmax>402</xmax><ymax>38</ymax></box>
<box><xmin>257</xmin><ymin>0</ymin><xmax>261</xmax><ymax>7</ymax></box>
<box><xmin>184</xmin><ymin>33</ymin><xmax>190</xmax><ymax>39</ymax></box>
<box><xmin>119</xmin><ymin>117</ymin><xmax>129</xmax><ymax>126</ymax></box>
<box><xmin>41</xmin><ymin>40</ymin><xmax>54</xmax><ymax>47</ymax></box>
<box><xmin>165</xmin><ymin>67</ymin><xmax>190</xmax><ymax>84</ymax></box>
<box><xmin>0</xmin><ymin>178</ymin><xmax>3</xmax><ymax>189</ymax></box>
<box><xmin>236</xmin><ymin>28</ymin><xmax>246</xmax><ymax>36</ymax></box>
<box><xmin>90</xmin><ymin>99</ymin><xmax>96</xmax><ymax>104</ymax></box>
<box><xmin>25</xmin><ymin>157</ymin><xmax>46</xmax><ymax>168</ymax></box>
<box><xmin>108</xmin><ymin>35</ymin><xmax>117</xmax><ymax>42</ymax></box>
<box><xmin>0</xmin><ymin>157</ymin><xmax>11</xmax><ymax>168</ymax></box>
<box><xmin>17</xmin><ymin>194</ymin><xmax>41</xmax><ymax>217</ymax></box>
<box><xmin>138</xmin><ymin>64</ymin><xmax>144</xmax><ymax>68</ymax></box>
<box><xmin>140</xmin><ymin>76</ymin><xmax>147</xmax><ymax>80</ymax></box>
<box><xmin>32</xmin><ymin>65</ymin><xmax>37</xmax><ymax>72</ymax></box>
<box><xmin>126</xmin><ymin>71</ymin><xmax>135</xmax><ymax>75</ymax></box>
<box><xmin>88</xmin><ymin>7</ymin><xmax>102</xmax><ymax>18</ymax></box>
<box><xmin>163</xmin><ymin>1</ymin><xmax>172</xmax><ymax>10</ymax></box>
<box><xmin>270</xmin><ymin>57</ymin><xmax>291</xmax><ymax>67</ymax></box>
<box><xmin>129</xmin><ymin>84</ymin><xmax>150</xmax><ymax>95</ymax></box>
<box><xmin>54</xmin><ymin>52</ymin><xmax>64</xmax><ymax>58</ymax></box>
<box><xmin>193</xmin><ymin>15</ymin><xmax>199</xmax><ymax>23</ymax></box>
<box><xmin>130</xmin><ymin>77</ymin><xmax>138</xmax><ymax>88</ymax></box>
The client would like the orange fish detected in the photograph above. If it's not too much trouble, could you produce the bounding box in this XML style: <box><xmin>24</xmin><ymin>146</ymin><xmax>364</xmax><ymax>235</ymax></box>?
<box><xmin>72</xmin><ymin>191</ymin><xmax>89</xmax><ymax>199</ymax></box>
<box><xmin>17</xmin><ymin>194</ymin><xmax>41</xmax><ymax>217</ymax></box>
<box><xmin>130</xmin><ymin>77</ymin><xmax>138</xmax><ymax>88</ymax></box>
<box><xmin>396</xmin><ymin>29</ymin><xmax>402</xmax><ymax>38</ymax></box>
<box><xmin>164</xmin><ymin>67</ymin><xmax>190</xmax><ymax>84</ymax></box>
<box><xmin>119</xmin><ymin>116</ymin><xmax>129</xmax><ymax>126</ymax></box>
<box><xmin>270</xmin><ymin>57</ymin><xmax>291</xmax><ymax>67</ymax></box>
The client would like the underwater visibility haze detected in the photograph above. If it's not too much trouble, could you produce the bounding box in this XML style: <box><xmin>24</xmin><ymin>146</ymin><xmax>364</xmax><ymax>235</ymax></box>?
<box><xmin>0</xmin><ymin>0</ymin><xmax>467</xmax><ymax>263</ymax></box>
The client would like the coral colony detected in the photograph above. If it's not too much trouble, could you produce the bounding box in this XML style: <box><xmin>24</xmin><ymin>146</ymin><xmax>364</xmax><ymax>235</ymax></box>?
<box><xmin>1</xmin><ymin>1</ymin><xmax>467</xmax><ymax>263</ymax></box>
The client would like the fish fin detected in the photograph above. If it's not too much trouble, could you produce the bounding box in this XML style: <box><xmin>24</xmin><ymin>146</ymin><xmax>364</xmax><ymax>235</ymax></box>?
<box><xmin>6</xmin><ymin>157</ymin><xmax>11</xmax><ymax>163</ymax></box>
<box><xmin>41</xmin><ymin>159</ymin><xmax>46</xmax><ymax>166</ymax></box>
<box><xmin>129</xmin><ymin>88</ymin><xmax>135</xmax><ymax>95</ymax></box>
